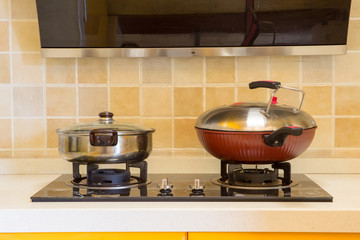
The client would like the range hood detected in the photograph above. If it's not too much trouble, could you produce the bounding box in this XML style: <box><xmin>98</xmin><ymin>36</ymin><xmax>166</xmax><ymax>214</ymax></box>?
<box><xmin>35</xmin><ymin>0</ymin><xmax>352</xmax><ymax>58</ymax></box>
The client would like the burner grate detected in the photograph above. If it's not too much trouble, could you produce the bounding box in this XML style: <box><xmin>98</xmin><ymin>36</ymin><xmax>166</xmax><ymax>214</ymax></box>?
<box><xmin>69</xmin><ymin>161</ymin><xmax>150</xmax><ymax>196</ymax></box>
<box><xmin>220</xmin><ymin>161</ymin><xmax>293</xmax><ymax>187</ymax></box>
<box><xmin>214</xmin><ymin>161</ymin><xmax>296</xmax><ymax>196</ymax></box>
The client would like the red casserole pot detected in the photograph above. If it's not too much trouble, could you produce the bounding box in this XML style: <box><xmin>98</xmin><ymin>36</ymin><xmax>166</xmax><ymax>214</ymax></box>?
<box><xmin>195</xmin><ymin>81</ymin><xmax>317</xmax><ymax>164</ymax></box>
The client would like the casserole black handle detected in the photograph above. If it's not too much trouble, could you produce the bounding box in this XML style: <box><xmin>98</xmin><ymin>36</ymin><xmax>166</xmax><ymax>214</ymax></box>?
<box><xmin>249</xmin><ymin>81</ymin><xmax>281</xmax><ymax>90</ymax></box>
<box><xmin>263</xmin><ymin>126</ymin><xmax>303</xmax><ymax>147</ymax></box>
<box><xmin>90</xmin><ymin>129</ymin><xmax>118</xmax><ymax>146</ymax></box>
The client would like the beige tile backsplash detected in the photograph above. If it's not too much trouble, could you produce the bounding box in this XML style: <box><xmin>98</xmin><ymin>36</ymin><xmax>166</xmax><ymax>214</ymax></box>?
<box><xmin>335</xmin><ymin>118</ymin><xmax>360</xmax><ymax>148</ymax></box>
<box><xmin>46</xmin><ymin>58</ymin><xmax>76</xmax><ymax>84</ymax></box>
<box><xmin>0</xmin><ymin>22</ymin><xmax>9</xmax><ymax>51</ymax></box>
<box><xmin>11</xmin><ymin>21</ymin><xmax>40</xmax><ymax>51</ymax></box>
<box><xmin>205</xmin><ymin>87</ymin><xmax>235</xmax><ymax>109</ymax></box>
<box><xmin>174</xmin><ymin>57</ymin><xmax>203</xmax><ymax>84</ymax></box>
<box><xmin>110</xmin><ymin>87</ymin><xmax>140</xmax><ymax>116</ymax></box>
<box><xmin>11</xmin><ymin>0</ymin><xmax>37</xmax><ymax>19</ymax></box>
<box><xmin>109</xmin><ymin>58</ymin><xmax>139</xmax><ymax>84</ymax></box>
<box><xmin>205</xmin><ymin>57</ymin><xmax>235</xmax><ymax>83</ymax></box>
<box><xmin>269</xmin><ymin>56</ymin><xmax>300</xmax><ymax>83</ymax></box>
<box><xmin>302</xmin><ymin>56</ymin><xmax>332</xmax><ymax>83</ymax></box>
<box><xmin>142</xmin><ymin>118</ymin><xmax>172</xmax><ymax>148</ymax></box>
<box><xmin>302</xmin><ymin>86</ymin><xmax>332</xmax><ymax>116</ymax></box>
<box><xmin>1</xmin><ymin>0</ymin><xmax>360</xmax><ymax>159</ymax></box>
<box><xmin>142</xmin><ymin>58</ymin><xmax>172</xmax><ymax>84</ymax></box>
<box><xmin>174</xmin><ymin>118</ymin><xmax>201</xmax><ymax>148</ymax></box>
<box><xmin>13</xmin><ymin>119</ymin><xmax>44</xmax><ymax>148</ymax></box>
<box><xmin>0</xmin><ymin>86</ymin><xmax>11</xmax><ymax>116</ymax></box>
<box><xmin>46</xmin><ymin>87</ymin><xmax>77</xmax><ymax>116</ymax></box>
<box><xmin>0</xmin><ymin>119</ymin><xmax>11</xmax><ymax>148</ymax></box>
<box><xmin>347</xmin><ymin>20</ymin><xmax>360</xmax><ymax>50</ymax></box>
<box><xmin>142</xmin><ymin>87</ymin><xmax>172</xmax><ymax>116</ymax></box>
<box><xmin>0</xmin><ymin>54</ymin><xmax>10</xmax><ymax>83</ymax></box>
<box><xmin>237</xmin><ymin>56</ymin><xmax>268</xmax><ymax>83</ymax></box>
<box><xmin>78</xmin><ymin>58</ymin><xmax>108</xmax><ymax>84</ymax></box>
<box><xmin>335</xmin><ymin>86</ymin><xmax>360</xmax><ymax>115</ymax></box>
<box><xmin>0</xmin><ymin>0</ymin><xmax>9</xmax><ymax>19</ymax></box>
<box><xmin>174</xmin><ymin>87</ymin><xmax>203</xmax><ymax>116</ymax></box>
<box><xmin>12</xmin><ymin>53</ymin><xmax>42</xmax><ymax>84</ymax></box>
<box><xmin>334</xmin><ymin>52</ymin><xmax>360</xmax><ymax>82</ymax></box>
<box><xmin>13</xmin><ymin>87</ymin><xmax>43</xmax><ymax>117</ymax></box>
<box><xmin>78</xmin><ymin>87</ymin><xmax>108</xmax><ymax>116</ymax></box>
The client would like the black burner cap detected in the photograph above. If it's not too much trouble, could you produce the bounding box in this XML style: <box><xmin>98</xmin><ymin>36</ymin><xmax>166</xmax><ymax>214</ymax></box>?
<box><xmin>90</xmin><ymin>169</ymin><xmax>131</xmax><ymax>186</ymax></box>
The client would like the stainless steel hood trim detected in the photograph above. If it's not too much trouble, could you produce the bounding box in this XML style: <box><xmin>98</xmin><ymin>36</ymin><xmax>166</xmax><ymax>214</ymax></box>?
<box><xmin>41</xmin><ymin>45</ymin><xmax>347</xmax><ymax>58</ymax></box>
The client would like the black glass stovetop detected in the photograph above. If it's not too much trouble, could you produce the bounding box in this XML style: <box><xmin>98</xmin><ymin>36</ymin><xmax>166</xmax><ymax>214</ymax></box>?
<box><xmin>31</xmin><ymin>174</ymin><xmax>333</xmax><ymax>202</ymax></box>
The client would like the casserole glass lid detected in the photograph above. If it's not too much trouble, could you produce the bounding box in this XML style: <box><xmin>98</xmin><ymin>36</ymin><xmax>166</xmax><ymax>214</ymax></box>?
<box><xmin>57</xmin><ymin>112</ymin><xmax>154</xmax><ymax>136</ymax></box>
<box><xmin>195</xmin><ymin>102</ymin><xmax>317</xmax><ymax>132</ymax></box>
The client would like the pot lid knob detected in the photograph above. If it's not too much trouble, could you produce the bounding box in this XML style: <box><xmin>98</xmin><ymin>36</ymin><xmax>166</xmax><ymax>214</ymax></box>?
<box><xmin>98</xmin><ymin>111</ymin><xmax>114</xmax><ymax>123</ymax></box>
<box><xmin>99</xmin><ymin>111</ymin><xmax>113</xmax><ymax>118</ymax></box>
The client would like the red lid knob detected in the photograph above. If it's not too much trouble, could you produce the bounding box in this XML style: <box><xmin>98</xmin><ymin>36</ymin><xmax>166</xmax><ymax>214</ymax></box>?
<box><xmin>271</xmin><ymin>97</ymin><xmax>278</xmax><ymax>104</ymax></box>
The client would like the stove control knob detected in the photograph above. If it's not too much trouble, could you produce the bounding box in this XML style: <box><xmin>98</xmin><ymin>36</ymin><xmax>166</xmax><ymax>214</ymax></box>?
<box><xmin>157</xmin><ymin>178</ymin><xmax>173</xmax><ymax>190</ymax></box>
<box><xmin>157</xmin><ymin>178</ymin><xmax>173</xmax><ymax>197</ymax></box>
<box><xmin>189</xmin><ymin>179</ymin><xmax>204</xmax><ymax>190</ymax></box>
<box><xmin>190</xmin><ymin>179</ymin><xmax>205</xmax><ymax>196</ymax></box>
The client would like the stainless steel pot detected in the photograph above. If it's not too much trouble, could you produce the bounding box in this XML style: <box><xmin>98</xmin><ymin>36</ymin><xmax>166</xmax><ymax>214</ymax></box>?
<box><xmin>57</xmin><ymin>112</ymin><xmax>155</xmax><ymax>163</ymax></box>
<box><xmin>195</xmin><ymin>81</ymin><xmax>317</xmax><ymax>164</ymax></box>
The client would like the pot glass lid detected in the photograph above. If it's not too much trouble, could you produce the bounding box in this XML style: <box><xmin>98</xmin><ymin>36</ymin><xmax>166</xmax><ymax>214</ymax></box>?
<box><xmin>195</xmin><ymin>102</ymin><xmax>317</xmax><ymax>132</ymax></box>
<box><xmin>57</xmin><ymin>112</ymin><xmax>154</xmax><ymax>135</ymax></box>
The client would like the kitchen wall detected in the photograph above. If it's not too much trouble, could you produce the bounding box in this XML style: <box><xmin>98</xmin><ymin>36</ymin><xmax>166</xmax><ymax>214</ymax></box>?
<box><xmin>1</xmin><ymin>0</ymin><xmax>360</xmax><ymax>173</ymax></box>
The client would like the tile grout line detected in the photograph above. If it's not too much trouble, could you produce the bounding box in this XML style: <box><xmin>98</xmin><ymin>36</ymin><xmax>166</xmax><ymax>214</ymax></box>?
<box><xmin>267</xmin><ymin>56</ymin><xmax>270</xmax><ymax>99</ymax></box>
<box><xmin>8</xmin><ymin>19</ymin><xmax>37</xmax><ymax>22</ymax></box>
<box><xmin>331</xmin><ymin>55</ymin><xmax>336</xmax><ymax>150</ymax></box>
<box><xmin>107</xmin><ymin>58</ymin><xmax>110</xmax><ymax>111</ymax></box>
<box><xmin>9</xmin><ymin>0</ymin><xmax>14</xmax><ymax>157</ymax></box>
<box><xmin>139</xmin><ymin>58</ymin><xmax>143</xmax><ymax>122</ymax></box>
<box><xmin>171</xmin><ymin>57</ymin><xmax>175</xmax><ymax>149</ymax></box>
<box><xmin>234</xmin><ymin>57</ymin><xmax>238</xmax><ymax>101</ymax></box>
<box><xmin>42</xmin><ymin>56</ymin><xmax>47</xmax><ymax>154</ymax></box>
<box><xmin>7</xmin><ymin>146</ymin><xmax>360</xmax><ymax>152</ymax></box>
<box><xmin>203</xmin><ymin>57</ymin><xmax>206</xmax><ymax>111</ymax></box>
<box><xmin>0</xmin><ymin>51</ymin><xmax>40</xmax><ymax>54</ymax></box>
<box><xmin>202</xmin><ymin>57</ymin><xmax>206</xmax><ymax>157</ymax></box>
<box><xmin>5</xmin><ymin>81</ymin><xmax>360</xmax><ymax>87</ymax></box>
<box><xmin>299</xmin><ymin>56</ymin><xmax>303</xmax><ymax>103</ymax></box>
<box><xmin>75</xmin><ymin>58</ymin><xmax>79</xmax><ymax>123</ymax></box>
<box><xmin>4</xmin><ymin>114</ymin><xmax>354</xmax><ymax>119</ymax></box>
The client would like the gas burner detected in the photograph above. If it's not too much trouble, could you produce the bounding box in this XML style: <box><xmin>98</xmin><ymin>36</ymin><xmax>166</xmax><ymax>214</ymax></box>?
<box><xmin>213</xmin><ymin>161</ymin><xmax>297</xmax><ymax>190</ymax></box>
<box><xmin>89</xmin><ymin>168</ymin><xmax>131</xmax><ymax>187</ymax></box>
<box><xmin>66</xmin><ymin>176</ymin><xmax>151</xmax><ymax>190</ymax></box>
<box><xmin>66</xmin><ymin>177</ymin><xmax>150</xmax><ymax>196</ymax></box>
<box><xmin>68</xmin><ymin>161</ymin><xmax>151</xmax><ymax>196</ymax></box>
<box><xmin>212</xmin><ymin>177</ymin><xmax>298</xmax><ymax>190</ymax></box>
<box><xmin>232</xmin><ymin>168</ymin><xmax>278</xmax><ymax>184</ymax></box>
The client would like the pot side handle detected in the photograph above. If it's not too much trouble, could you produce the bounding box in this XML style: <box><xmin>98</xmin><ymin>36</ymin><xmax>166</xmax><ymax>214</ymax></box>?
<box><xmin>249</xmin><ymin>81</ymin><xmax>281</xmax><ymax>89</ymax></box>
<box><xmin>263</xmin><ymin>126</ymin><xmax>303</xmax><ymax>147</ymax></box>
<box><xmin>90</xmin><ymin>128</ymin><xmax>118</xmax><ymax>146</ymax></box>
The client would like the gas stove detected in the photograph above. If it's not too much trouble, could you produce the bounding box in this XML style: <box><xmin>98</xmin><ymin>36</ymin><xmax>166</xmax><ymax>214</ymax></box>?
<box><xmin>31</xmin><ymin>161</ymin><xmax>333</xmax><ymax>202</ymax></box>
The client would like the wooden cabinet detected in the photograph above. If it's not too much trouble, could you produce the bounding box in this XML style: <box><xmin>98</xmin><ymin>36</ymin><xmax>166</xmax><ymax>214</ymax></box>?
<box><xmin>188</xmin><ymin>232</ymin><xmax>360</xmax><ymax>240</ymax></box>
<box><xmin>0</xmin><ymin>232</ymin><xmax>187</xmax><ymax>240</ymax></box>
<box><xmin>2</xmin><ymin>232</ymin><xmax>360</xmax><ymax>240</ymax></box>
